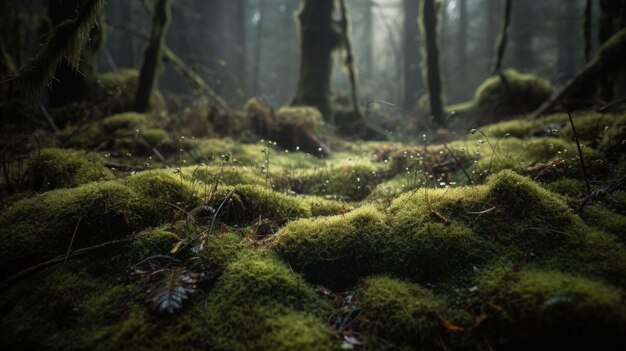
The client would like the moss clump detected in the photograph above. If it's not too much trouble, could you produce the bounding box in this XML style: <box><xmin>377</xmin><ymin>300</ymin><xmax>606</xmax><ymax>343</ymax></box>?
<box><xmin>474</xmin><ymin>69</ymin><xmax>554</xmax><ymax>121</ymax></box>
<box><xmin>476</xmin><ymin>268</ymin><xmax>626</xmax><ymax>349</ymax></box>
<box><xmin>101</xmin><ymin>112</ymin><xmax>149</xmax><ymax>133</ymax></box>
<box><xmin>24</xmin><ymin>148</ymin><xmax>113</xmax><ymax>191</ymax></box>
<box><xmin>209</xmin><ymin>184</ymin><xmax>312</xmax><ymax>225</ymax></box>
<box><xmin>293</xmin><ymin>163</ymin><xmax>383</xmax><ymax>201</ymax></box>
<box><xmin>270</xmin><ymin>206</ymin><xmax>392</xmax><ymax>287</ymax></box>
<box><xmin>125</xmin><ymin>170</ymin><xmax>196</xmax><ymax>223</ymax></box>
<box><xmin>202</xmin><ymin>252</ymin><xmax>334</xmax><ymax>350</ymax></box>
<box><xmin>125</xmin><ymin>228</ymin><xmax>181</xmax><ymax>264</ymax></box>
<box><xmin>0</xmin><ymin>182</ymin><xmax>150</xmax><ymax>278</ymax></box>
<box><xmin>354</xmin><ymin>276</ymin><xmax>458</xmax><ymax>350</ymax></box>
<box><xmin>190</xmin><ymin>232</ymin><xmax>247</xmax><ymax>272</ymax></box>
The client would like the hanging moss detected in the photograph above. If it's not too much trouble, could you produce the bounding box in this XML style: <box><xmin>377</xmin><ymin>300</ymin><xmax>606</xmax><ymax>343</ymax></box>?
<box><xmin>13</xmin><ymin>0</ymin><xmax>105</xmax><ymax>97</ymax></box>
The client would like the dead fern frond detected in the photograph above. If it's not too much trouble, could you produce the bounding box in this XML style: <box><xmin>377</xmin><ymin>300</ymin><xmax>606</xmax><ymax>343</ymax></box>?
<box><xmin>133</xmin><ymin>255</ymin><xmax>198</xmax><ymax>314</ymax></box>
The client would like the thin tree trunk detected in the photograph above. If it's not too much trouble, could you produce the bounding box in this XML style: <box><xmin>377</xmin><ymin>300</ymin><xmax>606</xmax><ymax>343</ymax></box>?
<box><xmin>338</xmin><ymin>0</ymin><xmax>361</xmax><ymax>119</ymax></box>
<box><xmin>485</xmin><ymin>0</ymin><xmax>499</xmax><ymax>73</ymax></box>
<box><xmin>492</xmin><ymin>0</ymin><xmax>512</xmax><ymax>75</ymax></box>
<box><xmin>403</xmin><ymin>0</ymin><xmax>421</xmax><ymax>109</ymax></box>
<box><xmin>420</xmin><ymin>0</ymin><xmax>445</xmax><ymax>126</ymax></box>
<box><xmin>362</xmin><ymin>0</ymin><xmax>374</xmax><ymax>81</ymax></box>
<box><xmin>134</xmin><ymin>0</ymin><xmax>171</xmax><ymax>113</ymax></box>
<box><xmin>457</xmin><ymin>0</ymin><xmax>468</xmax><ymax>95</ymax></box>
<box><xmin>234</xmin><ymin>0</ymin><xmax>247</xmax><ymax>98</ymax></box>
<box><xmin>252</xmin><ymin>0</ymin><xmax>265</xmax><ymax>96</ymax></box>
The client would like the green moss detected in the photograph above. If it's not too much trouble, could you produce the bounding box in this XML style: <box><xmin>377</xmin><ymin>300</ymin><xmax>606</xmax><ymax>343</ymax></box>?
<box><xmin>270</xmin><ymin>206</ymin><xmax>392</xmax><ymax>287</ymax></box>
<box><xmin>581</xmin><ymin>205</ymin><xmax>626</xmax><ymax>243</ymax></box>
<box><xmin>202</xmin><ymin>252</ymin><xmax>334</xmax><ymax>350</ymax></box>
<box><xmin>101</xmin><ymin>112</ymin><xmax>149</xmax><ymax>133</ymax></box>
<box><xmin>24</xmin><ymin>148</ymin><xmax>114</xmax><ymax>191</ymax></box>
<box><xmin>476</xmin><ymin>268</ymin><xmax>626</xmax><ymax>349</ymax></box>
<box><xmin>474</xmin><ymin>69</ymin><xmax>554</xmax><ymax>121</ymax></box>
<box><xmin>190</xmin><ymin>232</ymin><xmax>247</xmax><ymax>272</ymax></box>
<box><xmin>0</xmin><ymin>182</ymin><xmax>150</xmax><ymax>278</ymax></box>
<box><xmin>293</xmin><ymin>163</ymin><xmax>383</xmax><ymax>201</ymax></box>
<box><xmin>354</xmin><ymin>276</ymin><xmax>455</xmax><ymax>350</ymax></box>
<box><xmin>542</xmin><ymin>178</ymin><xmax>587</xmax><ymax>198</ymax></box>
<box><xmin>208</xmin><ymin>184</ymin><xmax>312</xmax><ymax>225</ymax></box>
<box><xmin>125</xmin><ymin>228</ymin><xmax>180</xmax><ymax>263</ymax></box>
<box><xmin>0</xmin><ymin>267</ymin><xmax>110</xmax><ymax>350</ymax></box>
<box><xmin>125</xmin><ymin>170</ymin><xmax>197</xmax><ymax>223</ymax></box>
<box><xmin>309</xmin><ymin>197</ymin><xmax>347</xmax><ymax>216</ymax></box>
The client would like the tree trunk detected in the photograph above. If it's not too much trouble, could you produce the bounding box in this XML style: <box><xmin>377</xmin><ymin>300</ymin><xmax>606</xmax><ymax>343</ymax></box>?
<box><xmin>420</xmin><ymin>0</ymin><xmax>445</xmax><ymax>126</ymax></box>
<box><xmin>485</xmin><ymin>0</ymin><xmax>500</xmax><ymax>73</ymax></box>
<box><xmin>403</xmin><ymin>0</ymin><xmax>421</xmax><ymax>109</ymax></box>
<box><xmin>292</xmin><ymin>0</ymin><xmax>340</xmax><ymax>120</ymax></box>
<box><xmin>457</xmin><ymin>0</ymin><xmax>468</xmax><ymax>97</ymax></box>
<box><xmin>598</xmin><ymin>0</ymin><xmax>626</xmax><ymax>101</ymax></box>
<box><xmin>134</xmin><ymin>0</ymin><xmax>171</xmax><ymax>113</ymax></box>
<box><xmin>252</xmin><ymin>0</ymin><xmax>266</xmax><ymax>96</ymax></box>
<box><xmin>362</xmin><ymin>0</ymin><xmax>374</xmax><ymax>82</ymax></box>
<box><xmin>511</xmin><ymin>0</ymin><xmax>533</xmax><ymax>71</ymax></box>
<box><xmin>557</xmin><ymin>2</ymin><xmax>578</xmax><ymax>83</ymax></box>
<box><xmin>492</xmin><ymin>0</ymin><xmax>512</xmax><ymax>75</ymax></box>
<box><xmin>233</xmin><ymin>0</ymin><xmax>247</xmax><ymax>99</ymax></box>
<box><xmin>584</xmin><ymin>0</ymin><xmax>593</xmax><ymax>62</ymax></box>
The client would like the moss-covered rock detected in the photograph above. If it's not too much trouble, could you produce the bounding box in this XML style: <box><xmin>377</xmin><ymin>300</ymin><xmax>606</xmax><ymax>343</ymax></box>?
<box><xmin>476</xmin><ymin>267</ymin><xmax>626</xmax><ymax>349</ymax></box>
<box><xmin>474</xmin><ymin>69</ymin><xmax>554</xmax><ymax>121</ymax></box>
<box><xmin>270</xmin><ymin>206</ymin><xmax>392</xmax><ymax>287</ymax></box>
<box><xmin>24</xmin><ymin>148</ymin><xmax>114</xmax><ymax>191</ymax></box>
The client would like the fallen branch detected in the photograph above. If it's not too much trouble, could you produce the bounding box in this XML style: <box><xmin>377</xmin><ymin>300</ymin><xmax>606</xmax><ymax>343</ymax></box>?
<box><xmin>0</xmin><ymin>237</ymin><xmax>133</xmax><ymax>291</ymax></box>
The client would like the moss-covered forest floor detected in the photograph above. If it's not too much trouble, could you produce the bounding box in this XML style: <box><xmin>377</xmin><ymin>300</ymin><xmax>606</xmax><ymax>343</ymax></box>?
<box><xmin>1</xmin><ymin>103</ymin><xmax>625</xmax><ymax>350</ymax></box>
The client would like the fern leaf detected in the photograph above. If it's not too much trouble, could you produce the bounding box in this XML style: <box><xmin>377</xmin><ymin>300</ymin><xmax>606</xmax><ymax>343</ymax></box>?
<box><xmin>144</xmin><ymin>267</ymin><xmax>198</xmax><ymax>314</ymax></box>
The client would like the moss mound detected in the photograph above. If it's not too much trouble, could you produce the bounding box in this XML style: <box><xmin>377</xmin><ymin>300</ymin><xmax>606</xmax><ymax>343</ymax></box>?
<box><xmin>354</xmin><ymin>276</ymin><xmax>454</xmax><ymax>350</ymax></box>
<box><xmin>24</xmin><ymin>148</ymin><xmax>113</xmax><ymax>191</ymax></box>
<box><xmin>270</xmin><ymin>206</ymin><xmax>392</xmax><ymax>287</ymax></box>
<box><xmin>0</xmin><ymin>182</ymin><xmax>152</xmax><ymax>278</ymax></box>
<box><xmin>202</xmin><ymin>252</ymin><xmax>334</xmax><ymax>350</ymax></box>
<box><xmin>474</xmin><ymin>69</ymin><xmax>554</xmax><ymax>121</ymax></box>
<box><xmin>209</xmin><ymin>184</ymin><xmax>312</xmax><ymax>225</ymax></box>
<box><xmin>125</xmin><ymin>170</ymin><xmax>196</xmax><ymax>222</ymax></box>
<box><xmin>476</xmin><ymin>268</ymin><xmax>626</xmax><ymax>349</ymax></box>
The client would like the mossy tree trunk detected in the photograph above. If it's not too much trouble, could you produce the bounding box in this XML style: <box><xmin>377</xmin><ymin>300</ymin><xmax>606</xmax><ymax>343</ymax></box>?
<box><xmin>511</xmin><ymin>0</ymin><xmax>533</xmax><ymax>72</ymax></box>
<box><xmin>456</xmin><ymin>0</ymin><xmax>468</xmax><ymax>98</ymax></box>
<box><xmin>292</xmin><ymin>0</ymin><xmax>341</xmax><ymax>120</ymax></box>
<box><xmin>492</xmin><ymin>0</ymin><xmax>512</xmax><ymax>75</ymax></box>
<box><xmin>420</xmin><ymin>0</ymin><xmax>445</xmax><ymax>127</ymax></box>
<box><xmin>47</xmin><ymin>0</ymin><xmax>105</xmax><ymax>107</ymax></box>
<box><xmin>403</xmin><ymin>0</ymin><xmax>421</xmax><ymax>109</ymax></box>
<box><xmin>134</xmin><ymin>0</ymin><xmax>171</xmax><ymax>113</ymax></box>
<box><xmin>584</xmin><ymin>0</ymin><xmax>593</xmax><ymax>62</ymax></box>
<box><xmin>598</xmin><ymin>0</ymin><xmax>626</xmax><ymax>101</ymax></box>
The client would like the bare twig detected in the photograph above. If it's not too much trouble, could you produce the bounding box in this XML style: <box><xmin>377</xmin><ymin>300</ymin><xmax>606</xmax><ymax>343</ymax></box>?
<box><xmin>0</xmin><ymin>237</ymin><xmax>133</xmax><ymax>291</ymax></box>
<box><xmin>567</xmin><ymin>111</ymin><xmax>591</xmax><ymax>195</ymax></box>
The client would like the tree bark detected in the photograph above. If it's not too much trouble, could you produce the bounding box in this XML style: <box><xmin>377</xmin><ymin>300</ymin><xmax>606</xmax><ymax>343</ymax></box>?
<box><xmin>492</xmin><ymin>0</ymin><xmax>512</xmax><ymax>75</ymax></box>
<box><xmin>420</xmin><ymin>0</ymin><xmax>445</xmax><ymax>126</ymax></box>
<box><xmin>403</xmin><ymin>0</ymin><xmax>421</xmax><ymax>109</ymax></box>
<box><xmin>584</xmin><ymin>0</ymin><xmax>593</xmax><ymax>62</ymax></box>
<box><xmin>134</xmin><ymin>0</ymin><xmax>171</xmax><ymax>113</ymax></box>
<box><xmin>291</xmin><ymin>0</ymin><xmax>340</xmax><ymax>120</ymax></box>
